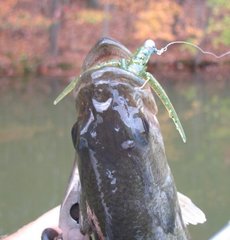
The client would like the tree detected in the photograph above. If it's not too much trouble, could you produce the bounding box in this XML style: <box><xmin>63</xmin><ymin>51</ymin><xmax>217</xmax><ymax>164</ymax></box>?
<box><xmin>48</xmin><ymin>0</ymin><xmax>62</xmax><ymax>56</ymax></box>
<box><xmin>208</xmin><ymin>0</ymin><xmax>230</xmax><ymax>46</ymax></box>
<box><xmin>134</xmin><ymin>1</ymin><xmax>181</xmax><ymax>41</ymax></box>
<box><xmin>87</xmin><ymin>0</ymin><xmax>100</xmax><ymax>9</ymax></box>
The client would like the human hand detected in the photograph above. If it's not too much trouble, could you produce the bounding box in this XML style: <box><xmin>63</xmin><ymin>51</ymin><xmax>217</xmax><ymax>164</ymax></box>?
<box><xmin>2</xmin><ymin>206</ymin><xmax>60</xmax><ymax>240</ymax></box>
<box><xmin>1</xmin><ymin>206</ymin><xmax>88</xmax><ymax>240</ymax></box>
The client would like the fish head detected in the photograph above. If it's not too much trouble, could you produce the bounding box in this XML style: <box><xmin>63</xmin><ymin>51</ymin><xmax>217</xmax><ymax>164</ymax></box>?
<box><xmin>72</xmin><ymin>66</ymin><xmax>159</xmax><ymax>153</ymax></box>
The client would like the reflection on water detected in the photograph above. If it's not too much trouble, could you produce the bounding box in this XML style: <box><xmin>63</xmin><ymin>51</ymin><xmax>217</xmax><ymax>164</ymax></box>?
<box><xmin>0</xmin><ymin>72</ymin><xmax>229</xmax><ymax>239</ymax></box>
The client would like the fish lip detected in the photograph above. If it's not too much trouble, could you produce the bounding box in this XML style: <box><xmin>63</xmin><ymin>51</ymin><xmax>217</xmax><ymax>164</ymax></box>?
<box><xmin>74</xmin><ymin>66</ymin><xmax>146</xmax><ymax>97</ymax></box>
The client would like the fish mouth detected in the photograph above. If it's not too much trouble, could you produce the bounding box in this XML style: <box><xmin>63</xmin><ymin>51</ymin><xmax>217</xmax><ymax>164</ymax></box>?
<box><xmin>74</xmin><ymin>66</ymin><xmax>146</xmax><ymax>97</ymax></box>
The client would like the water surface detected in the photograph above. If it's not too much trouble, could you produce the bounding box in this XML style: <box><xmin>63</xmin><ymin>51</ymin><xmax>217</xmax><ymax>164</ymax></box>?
<box><xmin>0</xmin><ymin>72</ymin><xmax>229</xmax><ymax>239</ymax></box>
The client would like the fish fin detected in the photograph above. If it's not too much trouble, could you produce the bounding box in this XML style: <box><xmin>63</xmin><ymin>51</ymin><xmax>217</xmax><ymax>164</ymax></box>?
<box><xmin>177</xmin><ymin>192</ymin><xmax>206</xmax><ymax>225</ymax></box>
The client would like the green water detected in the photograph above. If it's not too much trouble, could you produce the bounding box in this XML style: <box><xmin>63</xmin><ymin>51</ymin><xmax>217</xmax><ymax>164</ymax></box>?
<box><xmin>0</xmin><ymin>72</ymin><xmax>229</xmax><ymax>239</ymax></box>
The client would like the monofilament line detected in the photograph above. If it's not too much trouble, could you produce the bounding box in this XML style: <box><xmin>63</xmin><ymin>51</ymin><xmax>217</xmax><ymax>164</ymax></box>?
<box><xmin>157</xmin><ymin>41</ymin><xmax>230</xmax><ymax>59</ymax></box>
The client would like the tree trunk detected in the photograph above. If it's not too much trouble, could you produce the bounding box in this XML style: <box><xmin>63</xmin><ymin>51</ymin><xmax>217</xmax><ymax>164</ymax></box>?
<box><xmin>194</xmin><ymin>0</ymin><xmax>210</xmax><ymax>65</ymax></box>
<box><xmin>102</xmin><ymin>1</ymin><xmax>110</xmax><ymax>36</ymax></box>
<box><xmin>49</xmin><ymin>22</ymin><xmax>60</xmax><ymax>56</ymax></box>
<box><xmin>48</xmin><ymin>0</ymin><xmax>62</xmax><ymax>56</ymax></box>
<box><xmin>172</xmin><ymin>0</ymin><xmax>185</xmax><ymax>36</ymax></box>
<box><xmin>86</xmin><ymin>0</ymin><xmax>99</xmax><ymax>9</ymax></box>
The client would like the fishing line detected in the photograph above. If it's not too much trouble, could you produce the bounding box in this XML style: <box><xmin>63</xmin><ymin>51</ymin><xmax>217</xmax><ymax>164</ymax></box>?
<box><xmin>156</xmin><ymin>41</ymin><xmax>230</xmax><ymax>59</ymax></box>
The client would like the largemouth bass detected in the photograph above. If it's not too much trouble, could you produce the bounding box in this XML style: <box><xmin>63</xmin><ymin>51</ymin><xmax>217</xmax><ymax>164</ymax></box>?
<box><xmin>55</xmin><ymin>38</ymin><xmax>206</xmax><ymax>240</ymax></box>
<box><xmin>70</xmin><ymin>65</ymin><xmax>187</xmax><ymax>239</ymax></box>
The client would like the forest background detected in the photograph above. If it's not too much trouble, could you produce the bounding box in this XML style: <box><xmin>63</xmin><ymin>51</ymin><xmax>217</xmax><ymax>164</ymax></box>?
<box><xmin>0</xmin><ymin>0</ymin><xmax>230</xmax><ymax>79</ymax></box>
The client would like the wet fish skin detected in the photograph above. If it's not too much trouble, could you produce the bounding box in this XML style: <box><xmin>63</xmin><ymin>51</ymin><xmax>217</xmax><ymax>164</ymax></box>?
<box><xmin>71</xmin><ymin>67</ymin><xmax>189</xmax><ymax>240</ymax></box>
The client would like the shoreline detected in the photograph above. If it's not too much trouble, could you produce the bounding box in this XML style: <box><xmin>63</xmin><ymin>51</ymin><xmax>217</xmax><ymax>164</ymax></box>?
<box><xmin>0</xmin><ymin>57</ymin><xmax>229</xmax><ymax>79</ymax></box>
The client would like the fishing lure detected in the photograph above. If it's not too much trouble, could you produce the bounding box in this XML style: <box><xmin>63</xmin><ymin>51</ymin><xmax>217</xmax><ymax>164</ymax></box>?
<box><xmin>54</xmin><ymin>39</ymin><xmax>186</xmax><ymax>143</ymax></box>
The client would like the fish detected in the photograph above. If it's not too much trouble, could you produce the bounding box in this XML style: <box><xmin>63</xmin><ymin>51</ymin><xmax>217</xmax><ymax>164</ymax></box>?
<box><xmin>58</xmin><ymin>38</ymin><xmax>206</xmax><ymax>240</ymax></box>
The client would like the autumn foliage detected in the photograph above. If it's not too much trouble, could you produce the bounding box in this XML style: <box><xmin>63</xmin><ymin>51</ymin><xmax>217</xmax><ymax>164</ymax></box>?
<box><xmin>0</xmin><ymin>0</ymin><xmax>229</xmax><ymax>77</ymax></box>
<box><xmin>135</xmin><ymin>1</ymin><xmax>181</xmax><ymax>41</ymax></box>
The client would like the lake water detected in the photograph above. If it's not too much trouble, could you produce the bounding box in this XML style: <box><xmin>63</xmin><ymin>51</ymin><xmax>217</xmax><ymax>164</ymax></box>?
<box><xmin>0</xmin><ymin>70</ymin><xmax>229</xmax><ymax>239</ymax></box>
